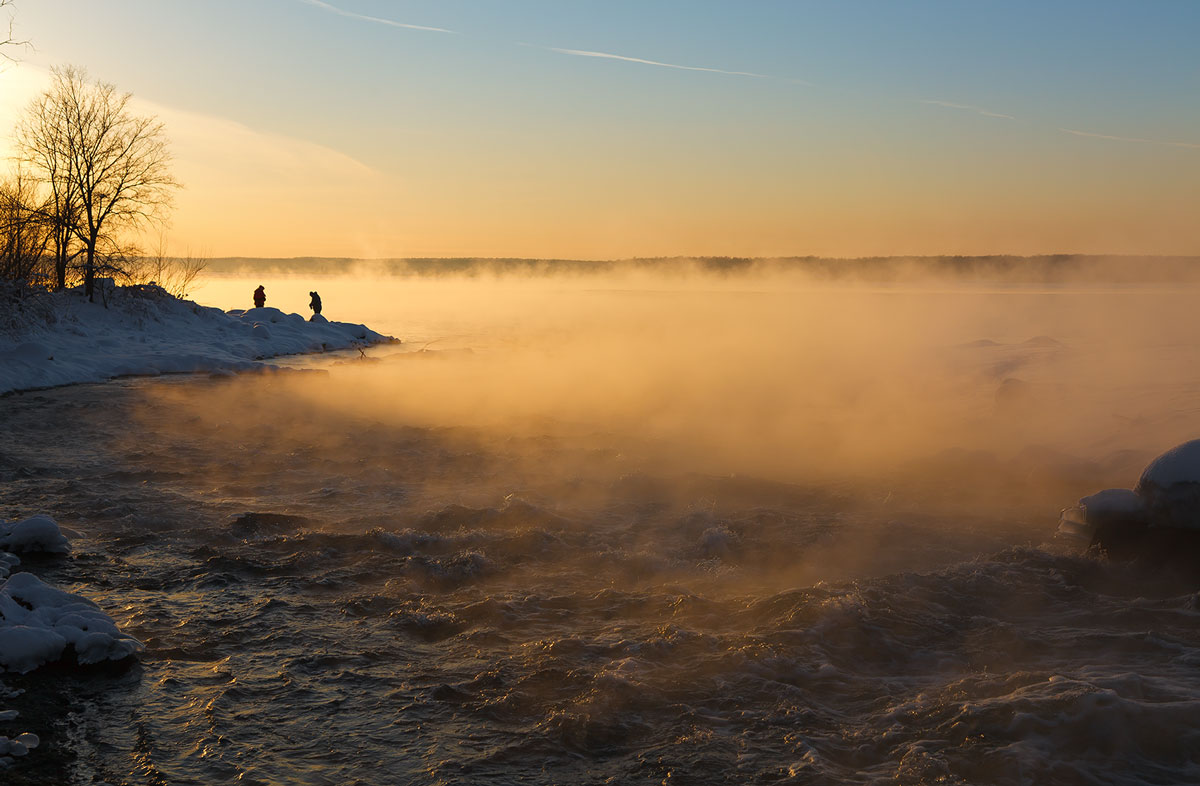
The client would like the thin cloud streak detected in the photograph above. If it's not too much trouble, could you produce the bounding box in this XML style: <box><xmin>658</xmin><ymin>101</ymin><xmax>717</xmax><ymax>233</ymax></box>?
<box><xmin>1058</xmin><ymin>127</ymin><xmax>1200</xmax><ymax>150</ymax></box>
<box><xmin>545</xmin><ymin>46</ymin><xmax>769</xmax><ymax>79</ymax></box>
<box><xmin>921</xmin><ymin>99</ymin><xmax>1015</xmax><ymax>120</ymax></box>
<box><xmin>295</xmin><ymin>1</ymin><xmax>1199</xmax><ymax>157</ymax></box>
<box><xmin>299</xmin><ymin>0</ymin><xmax>455</xmax><ymax>34</ymax></box>
<box><xmin>297</xmin><ymin>2</ymin><xmax>797</xmax><ymax>83</ymax></box>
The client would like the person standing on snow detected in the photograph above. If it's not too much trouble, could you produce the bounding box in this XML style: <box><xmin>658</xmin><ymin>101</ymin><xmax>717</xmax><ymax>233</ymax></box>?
<box><xmin>309</xmin><ymin>291</ymin><xmax>322</xmax><ymax>319</ymax></box>
<box><xmin>253</xmin><ymin>285</ymin><xmax>266</xmax><ymax>308</ymax></box>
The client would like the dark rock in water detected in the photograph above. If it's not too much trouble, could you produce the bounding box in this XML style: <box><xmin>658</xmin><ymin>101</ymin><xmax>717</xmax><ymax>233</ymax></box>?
<box><xmin>227</xmin><ymin>512</ymin><xmax>310</xmax><ymax>538</ymax></box>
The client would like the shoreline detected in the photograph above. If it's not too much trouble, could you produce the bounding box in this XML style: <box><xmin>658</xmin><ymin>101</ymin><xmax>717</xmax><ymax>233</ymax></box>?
<box><xmin>0</xmin><ymin>283</ymin><xmax>397</xmax><ymax>397</ymax></box>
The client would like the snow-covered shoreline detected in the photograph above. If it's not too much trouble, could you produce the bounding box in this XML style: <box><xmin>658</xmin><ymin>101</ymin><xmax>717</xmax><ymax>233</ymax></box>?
<box><xmin>0</xmin><ymin>283</ymin><xmax>396</xmax><ymax>396</ymax></box>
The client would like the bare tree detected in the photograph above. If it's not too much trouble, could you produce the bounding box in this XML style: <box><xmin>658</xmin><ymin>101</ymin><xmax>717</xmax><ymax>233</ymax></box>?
<box><xmin>0</xmin><ymin>165</ymin><xmax>51</xmax><ymax>282</ymax></box>
<box><xmin>15</xmin><ymin>71</ymin><xmax>81</xmax><ymax>290</ymax></box>
<box><xmin>18</xmin><ymin>66</ymin><xmax>179</xmax><ymax>301</ymax></box>
<box><xmin>128</xmin><ymin>233</ymin><xmax>209</xmax><ymax>298</ymax></box>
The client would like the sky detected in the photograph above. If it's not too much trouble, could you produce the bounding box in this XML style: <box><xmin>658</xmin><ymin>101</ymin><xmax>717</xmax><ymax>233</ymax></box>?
<box><xmin>0</xmin><ymin>0</ymin><xmax>1198</xmax><ymax>259</ymax></box>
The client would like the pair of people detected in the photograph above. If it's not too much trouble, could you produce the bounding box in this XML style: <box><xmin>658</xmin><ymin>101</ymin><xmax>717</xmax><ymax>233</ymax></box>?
<box><xmin>251</xmin><ymin>286</ymin><xmax>322</xmax><ymax>318</ymax></box>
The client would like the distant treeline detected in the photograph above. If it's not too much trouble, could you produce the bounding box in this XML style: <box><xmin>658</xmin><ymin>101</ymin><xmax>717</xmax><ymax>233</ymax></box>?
<box><xmin>204</xmin><ymin>255</ymin><xmax>1200</xmax><ymax>283</ymax></box>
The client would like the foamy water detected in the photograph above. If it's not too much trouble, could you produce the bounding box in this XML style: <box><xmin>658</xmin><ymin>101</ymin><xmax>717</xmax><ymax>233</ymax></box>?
<box><xmin>5</xmin><ymin>277</ymin><xmax>1200</xmax><ymax>784</ymax></box>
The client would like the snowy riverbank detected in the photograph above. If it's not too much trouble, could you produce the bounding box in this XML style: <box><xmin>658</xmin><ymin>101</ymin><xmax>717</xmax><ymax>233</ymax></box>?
<box><xmin>0</xmin><ymin>283</ymin><xmax>394</xmax><ymax>396</ymax></box>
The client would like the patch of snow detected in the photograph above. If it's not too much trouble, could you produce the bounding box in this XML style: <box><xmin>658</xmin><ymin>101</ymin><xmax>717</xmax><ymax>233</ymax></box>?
<box><xmin>0</xmin><ymin>284</ymin><xmax>393</xmax><ymax>395</ymax></box>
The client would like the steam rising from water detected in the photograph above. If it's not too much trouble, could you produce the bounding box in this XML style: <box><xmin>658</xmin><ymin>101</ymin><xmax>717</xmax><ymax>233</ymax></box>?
<box><xmin>194</xmin><ymin>264</ymin><xmax>1200</xmax><ymax>499</ymax></box>
<box><xmin>9</xmin><ymin>261</ymin><xmax>1200</xmax><ymax>783</ymax></box>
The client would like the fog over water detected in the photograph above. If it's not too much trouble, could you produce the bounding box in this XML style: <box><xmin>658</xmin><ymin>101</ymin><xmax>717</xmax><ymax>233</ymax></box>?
<box><xmin>196</xmin><ymin>265</ymin><xmax>1200</xmax><ymax>488</ymax></box>
<box><xmin>7</xmin><ymin>263</ymin><xmax>1200</xmax><ymax>783</ymax></box>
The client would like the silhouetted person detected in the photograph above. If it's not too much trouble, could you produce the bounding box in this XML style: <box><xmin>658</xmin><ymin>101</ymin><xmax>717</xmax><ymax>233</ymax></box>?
<box><xmin>253</xmin><ymin>285</ymin><xmax>265</xmax><ymax>308</ymax></box>
<box><xmin>309</xmin><ymin>291</ymin><xmax>322</xmax><ymax>318</ymax></box>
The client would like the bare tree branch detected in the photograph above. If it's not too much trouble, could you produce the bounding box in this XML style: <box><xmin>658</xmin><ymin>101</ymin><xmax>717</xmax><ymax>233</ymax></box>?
<box><xmin>0</xmin><ymin>0</ymin><xmax>30</xmax><ymax>61</ymax></box>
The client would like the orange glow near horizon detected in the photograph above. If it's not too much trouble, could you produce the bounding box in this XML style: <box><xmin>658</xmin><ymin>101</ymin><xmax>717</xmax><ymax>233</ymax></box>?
<box><xmin>2</xmin><ymin>55</ymin><xmax>1198</xmax><ymax>260</ymax></box>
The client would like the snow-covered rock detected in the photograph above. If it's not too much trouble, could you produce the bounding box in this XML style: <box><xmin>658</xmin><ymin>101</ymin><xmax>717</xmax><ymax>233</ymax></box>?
<box><xmin>0</xmin><ymin>285</ymin><xmax>393</xmax><ymax>395</ymax></box>
<box><xmin>0</xmin><ymin>555</ymin><xmax>18</xmax><ymax>582</ymax></box>
<box><xmin>0</xmin><ymin>571</ymin><xmax>142</xmax><ymax>673</ymax></box>
<box><xmin>0</xmin><ymin>516</ymin><xmax>71</xmax><ymax>555</ymax></box>
<box><xmin>1134</xmin><ymin>439</ymin><xmax>1200</xmax><ymax>530</ymax></box>
<box><xmin>0</xmin><ymin>732</ymin><xmax>39</xmax><ymax>766</ymax></box>
<box><xmin>1080</xmin><ymin>488</ymin><xmax>1146</xmax><ymax>518</ymax></box>
<box><xmin>0</xmin><ymin>513</ymin><xmax>121</xmax><ymax>768</ymax></box>
<box><xmin>1057</xmin><ymin>440</ymin><xmax>1200</xmax><ymax>558</ymax></box>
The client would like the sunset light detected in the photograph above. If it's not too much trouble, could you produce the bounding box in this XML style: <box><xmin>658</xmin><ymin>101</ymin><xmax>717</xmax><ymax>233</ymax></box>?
<box><xmin>3</xmin><ymin>3</ymin><xmax>1200</xmax><ymax>784</ymax></box>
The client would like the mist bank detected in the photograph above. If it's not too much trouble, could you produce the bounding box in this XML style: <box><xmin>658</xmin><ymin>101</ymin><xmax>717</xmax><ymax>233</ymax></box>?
<box><xmin>203</xmin><ymin>254</ymin><xmax>1200</xmax><ymax>283</ymax></box>
<box><xmin>189</xmin><ymin>268</ymin><xmax>1200</xmax><ymax>519</ymax></box>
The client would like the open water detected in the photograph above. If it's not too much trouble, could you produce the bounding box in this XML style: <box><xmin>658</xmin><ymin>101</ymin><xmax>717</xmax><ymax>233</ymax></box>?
<box><xmin>4</xmin><ymin>277</ymin><xmax>1200</xmax><ymax>784</ymax></box>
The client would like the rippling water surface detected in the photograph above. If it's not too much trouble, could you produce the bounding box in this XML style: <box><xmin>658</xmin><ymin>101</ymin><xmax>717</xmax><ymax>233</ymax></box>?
<box><xmin>5</xmin><ymin>279</ymin><xmax>1200</xmax><ymax>784</ymax></box>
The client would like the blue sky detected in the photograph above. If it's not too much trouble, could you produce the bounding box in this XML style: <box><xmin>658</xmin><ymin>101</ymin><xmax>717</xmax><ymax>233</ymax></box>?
<box><xmin>2</xmin><ymin>0</ymin><xmax>1197</xmax><ymax>257</ymax></box>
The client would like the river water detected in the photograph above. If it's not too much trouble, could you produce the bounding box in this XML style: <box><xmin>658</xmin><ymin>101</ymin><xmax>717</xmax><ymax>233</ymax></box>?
<box><xmin>4</xmin><ymin>275</ymin><xmax>1200</xmax><ymax>784</ymax></box>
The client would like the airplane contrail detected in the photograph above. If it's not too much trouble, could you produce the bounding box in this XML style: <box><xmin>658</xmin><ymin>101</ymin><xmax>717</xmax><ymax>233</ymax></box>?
<box><xmin>543</xmin><ymin>46</ymin><xmax>769</xmax><ymax>79</ymax></box>
<box><xmin>299</xmin><ymin>0</ymin><xmax>455</xmax><ymax>34</ymax></box>
<box><xmin>298</xmin><ymin>0</ymin><xmax>1197</xmax><ymax>153</ymax></box>
<box><xmin>1059</xmin><ymin>127</ymin><xmax>1200</xmax><ymax>149</ymax></box>
<box><xmin>920</xmin><ymin>99</ymin><xmax>1015</xmax><ymax>120</ymax></box>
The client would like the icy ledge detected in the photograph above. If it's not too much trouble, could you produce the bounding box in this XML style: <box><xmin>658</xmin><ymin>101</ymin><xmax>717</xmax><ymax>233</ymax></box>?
<box><xmin>0</xmin><ymin>515</ymin><xmax>140</xmax><ymax>767</ymax></box>
<box><xmin>0</xmin><ymin>284</ymin><xmax>394</xmax><ymax>395</ymax></box>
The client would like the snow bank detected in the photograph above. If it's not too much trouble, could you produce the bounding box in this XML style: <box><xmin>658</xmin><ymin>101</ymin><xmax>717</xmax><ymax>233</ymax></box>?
<box><xmin>0</xmin><ymin>284</ymin><xmax>393</xmax><ymax>395</ymax></box>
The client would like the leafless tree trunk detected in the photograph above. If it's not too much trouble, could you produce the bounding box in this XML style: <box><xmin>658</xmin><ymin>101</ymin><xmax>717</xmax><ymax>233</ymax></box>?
<box><xmin>17</xmin><ymin>66</ymin><xmax>179</xmax><ymax>302</ymax></box>
<box><xmin>15</xmin><ymin>75</ymin><xmax>82</xmax><ymax>290</ymax></box>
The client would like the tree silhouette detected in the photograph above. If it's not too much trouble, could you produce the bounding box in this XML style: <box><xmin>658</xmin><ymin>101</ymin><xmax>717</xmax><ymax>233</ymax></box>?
<box><xmin>18</xmin><ymin>66</ymin><xmax>179</xmax><ymax>301</ymax></box>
